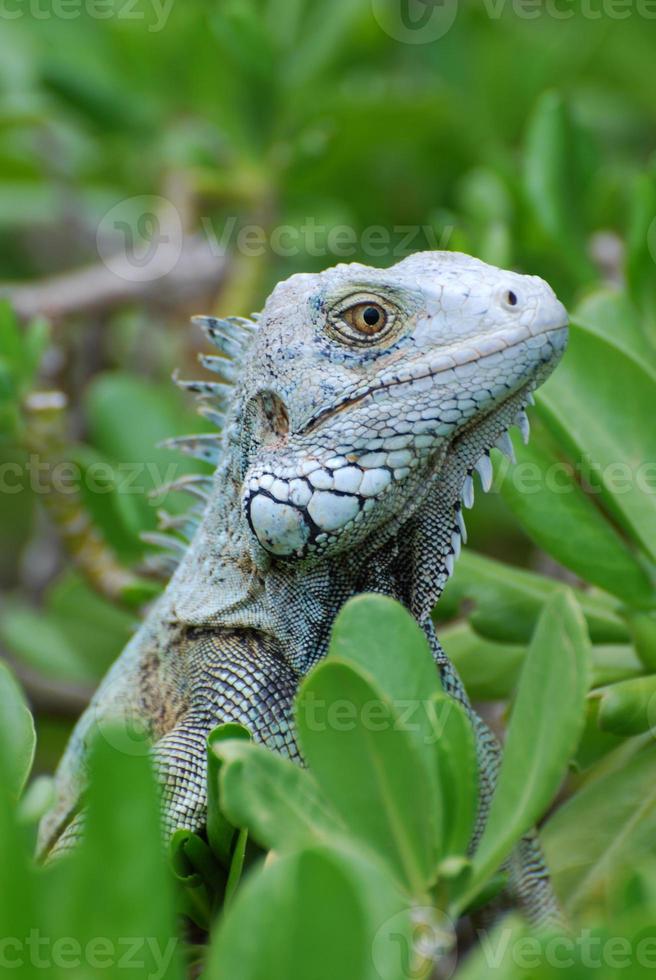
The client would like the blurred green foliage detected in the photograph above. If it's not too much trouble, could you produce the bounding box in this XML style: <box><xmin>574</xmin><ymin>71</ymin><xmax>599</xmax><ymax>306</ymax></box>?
<box><xmin>1</xmin><ymin>0</ymin><xmax>656</xmax><ymax>977</ymax></box>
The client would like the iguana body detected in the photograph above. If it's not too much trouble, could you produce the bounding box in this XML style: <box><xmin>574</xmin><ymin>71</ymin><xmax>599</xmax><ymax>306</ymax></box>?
<box><xmin>39</xmin><ymin>252</ymin><xmax>568</xmax><ymax>923</ymax></box>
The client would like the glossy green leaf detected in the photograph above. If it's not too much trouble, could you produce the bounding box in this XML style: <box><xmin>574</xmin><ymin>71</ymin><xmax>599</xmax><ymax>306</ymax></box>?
<box><xmin>428</xmin><ymin>693</ymin><xmax>478</xmax><ymax>858</ymax></box>
<box><xmin>498</xmin><ymin>432</ymin><xmax>653</xmax><ymax>603</ymax></box>
<box><xmin>225</xmin><ymin>828</ymin><xmax>249</xmax><ymax>907</ymax></box>
<box><xmin>296</xmin><ymin>659</ymin><xmax>440</xmax><ymax>894</ymax></box>
<box><xmin>543</xmin><ymin>745</ymin><xmax>656</xmax><ymax>916</ymax></box>
<box><xmin>440</xmin><ymin>622</ymin><xmax>525</xmax><ymax>701</ymax></box>
<box><xmin>329</xmin><ymin>594</ymin><xmax>442</xmax><ymax>703</ymax></box>
<box><xmin>216</xmin><ymin>738</ymin><xmax>343</xmax><ymax>854</ymax></box>
<box><xmin>595</xmin><ymin>675</ymin><xmax>656</xmax><ymax>736</ymax></box>
<box><xmin>538</xmin><ymin>325</ymin><xmax>656</xmax><ymax>567</ymax></box>
<box><xmin>443</xmin><ymin>622</ymin><xmax>640</xmax><ymax>703</ymax></box>
<box><xmin>206</xmin><ymin>846</ymin><xmax>414</xmax><ymax>980</ymax></box>
<box><xmin>440</xmin><ymin>550</ymin><xmax>629</xmax><ymax>645</ymax></box>
<box><xmin>0</xmin><ymin>661</ymin><xmax>35</xmax><ymax>798</ymax></box>
<box><xmin>458</xmin><ymin>591</ymin><xmax>591</xmax><ymax>910</ymax></box>
<box><xmin>573</xmin><ymin>288</ymin><xmax>652</xmax><ymax>364</ymax></box>
<box><xmin>328</xmin><ymin>593</ymin><xmax>444</xmax><ymax>775</ymax></box>
<box><xmin>624</xmin><ymin>609</ymin><xmax>656</xmax><ymax>672</ymax></box>
<box><xmin>169</xmin><ymin>830</ymin><xmax>213</xmax><ymax>930</ymax></box>
<box><xmin>207</xmin><ymin>722</ymin><xmax>252</xmax><ymax>865</ymax></box>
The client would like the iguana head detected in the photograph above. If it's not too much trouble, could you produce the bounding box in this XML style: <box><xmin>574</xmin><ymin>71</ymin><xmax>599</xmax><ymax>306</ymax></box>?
<box><xmin>228</xmin><ymin>251</ymin><xmax>567</xmax><ymax>561</ymax></box>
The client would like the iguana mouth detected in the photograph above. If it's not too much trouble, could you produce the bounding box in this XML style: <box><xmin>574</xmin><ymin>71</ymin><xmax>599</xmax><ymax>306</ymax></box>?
<box><xmin>301</xmin><ymin>322</ymin><xmax>568</xmax><ymax>435</ymax></box>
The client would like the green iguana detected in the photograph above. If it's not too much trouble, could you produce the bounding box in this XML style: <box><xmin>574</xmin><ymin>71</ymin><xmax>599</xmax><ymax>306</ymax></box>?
<box><xmin>38</xmin><ymin>251</ymin><xmax>568</xmax><ymax>923</ymax></box>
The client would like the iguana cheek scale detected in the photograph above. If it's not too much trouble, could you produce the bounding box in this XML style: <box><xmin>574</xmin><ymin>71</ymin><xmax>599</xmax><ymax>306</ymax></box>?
<box><xmin>38</xmin><ymin>251</ymin><xmax>568</xmax><ymax>925</ymax></box>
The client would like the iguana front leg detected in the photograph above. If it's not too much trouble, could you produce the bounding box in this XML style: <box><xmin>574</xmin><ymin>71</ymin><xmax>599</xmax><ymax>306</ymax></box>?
<box><xmin>153</xmin><ymin>629</ymin><xmax>299</xmax><ymax>838</ymax></box>
<box><xmin>38</xmin><ymin>621</ymin><xmax>299</xmax><ymax>858</ymax></box>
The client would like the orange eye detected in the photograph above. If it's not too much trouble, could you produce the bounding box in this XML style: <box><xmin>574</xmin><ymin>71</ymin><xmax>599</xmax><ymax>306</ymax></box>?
<box><xmin>342</xmin><ymin>302</ymin><xmax>388</xmax><ymax>336</ymax></box>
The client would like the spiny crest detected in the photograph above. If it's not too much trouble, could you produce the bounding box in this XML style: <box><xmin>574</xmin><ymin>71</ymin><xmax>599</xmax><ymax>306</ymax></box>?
<box><xmin>144</xmin><ymin>313</ymin><xmax>259</xmax><ymax>575</ymax></box>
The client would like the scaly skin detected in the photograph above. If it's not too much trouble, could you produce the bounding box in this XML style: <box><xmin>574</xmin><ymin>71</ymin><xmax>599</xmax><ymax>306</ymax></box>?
<box><xmin>38</xmin><ymin>251</ymin><xmax>568</xmax><ymax>923</ymax></box>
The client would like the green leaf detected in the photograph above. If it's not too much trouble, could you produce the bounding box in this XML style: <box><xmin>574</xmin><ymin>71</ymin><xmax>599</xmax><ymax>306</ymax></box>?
<box><xmin>225</xmin><ymin>827</ymin><xmax>249</xmax><ymax>907</ymax></box>
<box><xmin>0</xmin><ymin>572</ymin><xmax>133</xmax><ymax>683</ymax></box>
<box><xmin>216</xmin><ymin>738</ymin><xmax>343</xmax><ymax>854</ymax></box>
<box><xmin>169</xmin><ymin>830</ymin><xmax>213</xmax><ymax>931</ymax></box>
<box><xmin>444</xmin><ymin>623</ymin><xmax>639</xmax><ymax>702</ymax></box>
<box><xmin>428</xmin><ymin>693</ymin><xmax>478</xmax><ymax>858</ymax></box>
<box><xmin>595</xmin><ymin>675</ymin><xmax>656</xmax><ymax>736</ymax></box>
<box><xmin>207</xmin><ymin>722</ymin><xmax>252</xmax><ymax>865</ymax></box>
<box><xmin>206</xmin><ymin>846</ymin><xmax>414</xmax><ymax>980</ymax></box>
<box><xmin>522</xmin><ymin>91</ymin><xmax>595</xmax><ymax>282</ymax></box>
<box><xmin>328</xmin><ymin>593</ymin><xmax>443</xmax><ymax>748</ymax></box>
<box><xmin>0</xmin><ymin>661</ymin><xmax>35</xmax><ymax>798</ymax></box>
<box><xmin>0</xmin><ymin>727</ymin><xmax>34</xmax><ymax>957</ymax></box>
<box><xmin>624</xmin><ymin>609</ymin><xmax>656</xmax><ymax>672</ymax></box>
<box><xmin>440</xmin><ymin>550</ymin><xmax>629</xmax><ymax>645</ymax></box>
<box><xmin>573</xmin><ymin>288</ymin><xmax>652</xmax><ymax>364</ymax></box>
<box><xmin>69</xmin><ymin>727</ymin><xmax>183</xmax><ymax>979</ymax></box>
<box><xmin>589</xmin><ymin>644</ymin><xmax>644</xmax><ymax>688</ymax></box>
<box><xmin>626</xmin><ymin>172</ymin><xmax>656</xmax><ymax>346</ymax></box>
<box><xmin>440</xmin><ymin>622</ymin><xmax>525</xmax><ymax>701</ymax></box>
<box><xmin>543</xmin><ymin>745</ymin><xmax>656</xmax><ymax>916</ymax></box>
<box><xmin>296</xmin><ymin>659</ymin><xmax>440</xmax><ymax>895</ymax></box>
<box><xmin>454</xmin><ymin>915</ymin><xmax>528</xmax><ymax>980</ymax></box>
<box><xmin>538</xmin><ymin>325</ymin><xmax>656</xmax><ymax>567</ymax></box>
<box><xmin>498</xmin><ymin>432</ymin><xmax>653</xmax><ymax>604</ymax></box>
<box><xmin>458</xmin><ymin>591</ymin><xmax>591</xmax><ymax>910</ymax></box>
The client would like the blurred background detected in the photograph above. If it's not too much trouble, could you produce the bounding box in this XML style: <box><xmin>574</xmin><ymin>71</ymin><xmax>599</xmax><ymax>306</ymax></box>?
<box><xmin>1</xmin><ymin>0</ymin><xmax>655</xmax><ymax>773</ymax></box>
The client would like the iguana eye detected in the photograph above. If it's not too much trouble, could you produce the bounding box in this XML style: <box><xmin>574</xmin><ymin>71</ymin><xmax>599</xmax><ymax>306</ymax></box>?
<box><xmin>327</xmin><ymin>296</ymin><xmax>400</xmax><ymax>347</ymax></box>
<box><xmin>343</xmin><ymin>302</ymin><xmax>388</xmax><ymax>336</ymax></box>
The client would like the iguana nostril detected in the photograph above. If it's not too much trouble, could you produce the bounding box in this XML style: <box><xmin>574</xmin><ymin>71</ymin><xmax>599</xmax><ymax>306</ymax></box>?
<box><xmin>507</xmin><ymin>290</ymin><xmax>518</xmax><ymax>306</ymax></box>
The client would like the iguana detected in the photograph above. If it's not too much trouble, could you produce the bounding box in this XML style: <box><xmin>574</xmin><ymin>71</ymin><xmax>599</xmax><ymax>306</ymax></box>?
<box><xmin>38</xmin><ymin>250</ymin><xmax>568</xmax><ymax>923</ymax></box>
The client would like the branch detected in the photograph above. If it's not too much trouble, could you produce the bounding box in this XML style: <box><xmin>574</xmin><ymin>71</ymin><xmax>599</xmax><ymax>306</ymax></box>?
<box><xmin>0</xmin><ymin>233</ymin><xmax>228</xmax><ymax>321</ymax></box>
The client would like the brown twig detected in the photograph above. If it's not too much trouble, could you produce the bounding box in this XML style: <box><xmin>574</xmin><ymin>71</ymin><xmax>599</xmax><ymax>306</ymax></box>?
<box><xmin>0</xmin><ymin>234</ymin><xmax>228</xmax><ymax>322</ymax></box>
